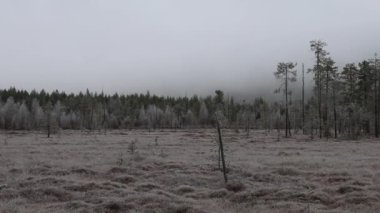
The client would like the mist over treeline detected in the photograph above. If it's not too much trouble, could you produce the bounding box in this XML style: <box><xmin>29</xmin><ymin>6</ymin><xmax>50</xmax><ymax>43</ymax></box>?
<box><xmin>0</xmin><ymin>40</ymin><xmax>379</xmax><ymax>140</ymax></box>
<box><xmin>0</xmin><ymin>87</ymin><xmax>271</xmax><ymax>130</ymax></box>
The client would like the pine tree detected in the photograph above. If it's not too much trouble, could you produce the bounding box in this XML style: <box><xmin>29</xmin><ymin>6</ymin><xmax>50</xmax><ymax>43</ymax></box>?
<box><xmin>31</xmin><ymin>99</ymin><xmax>44</xmax><ymax>129</ymax></box>
<box><xmin>321</xmin><ymin>57</ymin><xmax>338</xmax><ymax>138</ymax></box>
<box><xmin>274</xmin><ymin>62</ymin><xmax>297</xmax><ymax>137</ymax></box>
<box><xmin>199</xmin><ymin>101</ymin><xmax>209</xmax><ymax>126</ymax></box>
<box><xmin>341</xmin><ymin>63</ymin><xmax>359</xmax><ymax>138</ymax></box>
<box><xmin>310</xmin><ymin>40</ymin><xmax>329</xmax><ymax>138</ymax></box>
<box><xmin>357</xmin><ymin>60</ymin><xmax>372</xmax><ymax>134</ymax></box>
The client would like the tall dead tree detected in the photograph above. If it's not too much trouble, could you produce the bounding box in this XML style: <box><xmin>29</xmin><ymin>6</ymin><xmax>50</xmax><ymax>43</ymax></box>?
<box><xmin>101</xmin><ymin>90</ymin><xmax>107</xmax><ymax>134</ymax></box>
<box><xmin>302</xmin><ymin>63</ymin><xmax>305</xmax><ymax>134</ymax></box>
<box><xmin>214</xmin><ymin>90</ymin><xmax>228</xmax><ymax>183</ymax></box>
<box><xmin>377</xmin><ymin>54</ymin><xmax>380</xmax><ymax>138</ymax></box>
<box><xmin>216</xmin><ymin>120</ymin><xmax>227</xmax><ymax>183</ymax></box>
<box><xmin>89</xmin><ymin>100</ymin><xmax>94</xmax><ymax>131</ymax></box>
<box><xmin>375</xmin><ymin>54</ymin><xmax>379</xmax><ymax>138</ymax></box>
<box><xmin>274</xmin><ymin>62</ymin><xmax>297</xmax><ymax>138</ymax></box>
<box><xmin>332</xmin><ymin>80</ymin><xmax>338</xmax><ymax>138</ymax></box>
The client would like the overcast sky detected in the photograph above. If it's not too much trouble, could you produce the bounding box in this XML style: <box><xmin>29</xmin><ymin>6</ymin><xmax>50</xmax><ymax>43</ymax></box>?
<box><xmin>0</xmin><ymin>0</ymin><xmax>379</xmax><ymax>98</ymax></box>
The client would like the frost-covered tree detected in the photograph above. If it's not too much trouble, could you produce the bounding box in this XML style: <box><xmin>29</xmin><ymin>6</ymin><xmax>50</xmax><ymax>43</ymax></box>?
<box><xmin>321</xmin><ymin>57</ymin><xmax>338</xmax><ymax>138</ymax></box>
<box><xmin>0</xmin><ymin>97</ymin><xmax>18</xmax><ymax>129</ymax></box>
<box><xmin>13</xmin><ymin>102</ymin><xmax>30</xmax><ymax>129</ymax></box>
<box><xmin>162</xmin><ymin>105</ymin><xmax>175</xmax><ymax>128</ymax></box>
<box><xmin>310</xmin><ymin>40</ymin><xmax>329</xmax><ymax>138</ymax></box>
<box><xmin>31</xmin><ymin>99</ymin><xmax>44</xmax><ymax>129</ymax></box>
<box><xmin>146</xmin><ymin>105</ymin><xmax>162</xmax><ymax>129</ymax></box>
<box><xmin>52</xmin><ymin>101</ymin><xmax>63</xmax><ymax>128</ymax></box>
<box><xmin>138</xmin><ymin>106</ymin><xmax>148</xmax><ymax>127</ymax></box>
<box><xmin>199</xmin><ymin>101</ymin><xmax>209</xmax><ymax>126</ymax></box>
<box><xmin>184</xmin><ymin>110</ymin><xmax>196</xmax><ymax>127</ymax></box>
<box><xmin>45</xmin><ymin>102</ymin><xmax>53</xmax><ymax>137</ymax></box>
<box><xmin>274</xmin><ymin>62</ymin><xmax>297</xmax><ymax>137</ymax></box>
<box><xmin>108</xmin><ymin>113</ymin><xmax>119</xmax><ymax>129</ymax></box>
<box><xmin>60</xmin><ymin>111</ymin><xmax>81</xmax><ymax>129</ymax></box>
<box><xmin>341</xmin><ymin>63</ymin><xmax>358</xmax><ymax>103</ymax></box>
<box><xmin>60</xmin><ymin>112</ymin><xmax>71</xmax><ymax>129</ymax></box>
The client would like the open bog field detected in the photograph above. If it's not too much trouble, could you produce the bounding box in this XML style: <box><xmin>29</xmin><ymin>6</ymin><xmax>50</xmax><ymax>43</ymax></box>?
<box><xmin>0</xmin><ymin>129</ymin><xmax>379</xmax><ymax>213</ymax></box>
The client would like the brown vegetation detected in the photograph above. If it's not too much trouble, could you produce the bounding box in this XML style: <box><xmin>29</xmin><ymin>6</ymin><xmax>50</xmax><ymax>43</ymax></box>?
<box><xmin>0</xmin><ymin>129</ymin><xmax>379</xmax><ymax>212</ymax></box>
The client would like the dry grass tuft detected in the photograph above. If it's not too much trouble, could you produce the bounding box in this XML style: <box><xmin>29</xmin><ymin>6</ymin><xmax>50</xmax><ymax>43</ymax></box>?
<box><xmin>275</xmin><ymin>167</ymin><xmax>301</xmax><ymax>176</ymax></box>
<box><xmin>0</xmin><ymin>198</ymin><xmax>27</xmax><ymax>213</ymax></box>
<box><xmin>135</xmin><ymin>182</ymin><xmax>161</xmax><ymax>192</ymax></box>
<box><xmin>70</xmin><ymin>167</ymin><xmax>97</xmax><ymax>176</ymax></box>
<box><xmin>176</xmin><ymin>185</ymin><xmax>195</xmax><ymax>194</ymax></box>
<box><xmin>64</xmin><ymin>201</ymin><xmax>90</xmax><ymax>211</ymax></box>
<box><xmin>112</xmin><ymin>175</ymin><xmax>136</xmax><ymax>184</ymax></box>
<box><xmin>226</xmin><ymin>182</ymin><xmax>245</xmax><ymax>192</ymax></box>
<box><xmin>337</xmin><ymin>186</ymin><xmax>363</xmax><ymax>194</ymax></box>
<box><xmin>64</xmin><ymin>182</ymin><xmax>104</xmax><ymax>192</ymax></box>
<box><xmin>20</xmin><ymin>187</ymin><xmax>73</xmax><ymax>202</ymax></box>
<box><xmin>94</xmin><ymin>201</ymin><xmax>134</xmax><ymax>213</ymax></box>
<box><xmin>108</xmin><ymin>167</ymin><xmax>128</xmax><ymax>173</ymax></box>
<box><xmin>209</xmin><ymin>188</ymin><xmax>229</xmax><ymax>198</ymax></box>
<box><xmin>8</xmin><ymin>168</ymin><xmax>22</xmax><ymax>174</ymax></box>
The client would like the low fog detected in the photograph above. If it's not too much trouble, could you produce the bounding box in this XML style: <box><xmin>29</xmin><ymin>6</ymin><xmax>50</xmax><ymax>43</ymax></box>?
<box><xmin>0</xmin><ymin>0</ymin><xmax>379</xmax><ymax>98</ymax></box>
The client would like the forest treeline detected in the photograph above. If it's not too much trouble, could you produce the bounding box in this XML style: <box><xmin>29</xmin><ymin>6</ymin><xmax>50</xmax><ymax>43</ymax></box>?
<box><xmin>0</xmin><ymin>87</ymin><xmax>257</xmax><ymax>131</ymax></box>
<box><xmin>0</xmin><ymin>40</ymin><xmax>379</xmax><ymax>139</ymax></box>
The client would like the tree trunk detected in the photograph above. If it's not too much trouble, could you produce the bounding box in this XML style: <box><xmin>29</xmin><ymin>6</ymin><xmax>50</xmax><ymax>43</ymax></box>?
<box><xmin>316</xmin><ymin>54</ymin><xmax>322</xmax><ymax>138</ymax></box>
<box><xmin>333</xmin><ymin>84</ymin><xmax>337</xmax><ymax>139</ymax></box>
<box><xmin>285</xmin><ymin>67</ymin><xmax>289</xmax><ymax>137</ymax></box>
<box><xmin>246</xmin><ymin>114</ymin><xmax>250</xmax><ymax>137</ymax></box>
<box><xmin>89</xmin><ymin>103</ymin><xmax>94</xmax><ymax>131</ymax></box>
<box><xmin>47</xmin><ymin>112</ymin><xmax>51</xmax><ymax>138</ymax></box>
<box><xmin>325</xmin><ymin>68</ymin><xmax>329</xmax><ymax>139</ymax></box>
<box><xmin>375</xmin><ymin>56</ymin><xmax>379</xmax><ymax>138</ymax></box>
<box><xmin>216</xmin><ymin>120</ymin><xmax>228</xmax><ymax>183</ymax></box>
<box><xmin>377</xmin><ymin>56</ymin><xmax>380</xmax><ymax>137</ymax></box>
<box><xmin>302</xmin><ymin>63</ymin><xmax>305</xmax><ymax>134</ymax></box>
<box><xmin>103</xmin><ymin>102</ymin><xmax>107</xmax><ymax>134</ymax></box>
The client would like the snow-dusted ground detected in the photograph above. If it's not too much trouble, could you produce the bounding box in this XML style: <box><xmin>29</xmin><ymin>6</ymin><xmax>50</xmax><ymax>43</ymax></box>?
<box><xmin>0</xmin><ymin>129</ymin><xmax>379</xmax><ymax>212</ymax></box>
